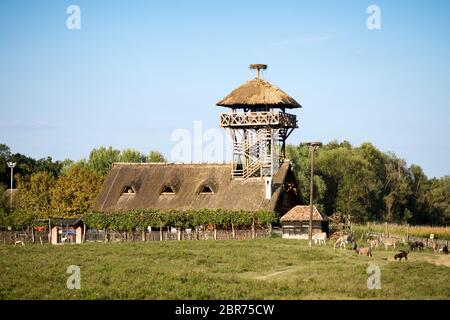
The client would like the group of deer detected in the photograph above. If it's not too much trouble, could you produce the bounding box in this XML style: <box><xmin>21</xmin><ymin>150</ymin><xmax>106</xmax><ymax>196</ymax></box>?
<box><xmin>333</xmin><ymin>233</ymin><xmax>406</xmax><ymax>257</ymax></box>
<box><xmin>366</xmin><ymin>235</ymin><xmax>404</xmax><ymax>250</ymax></box>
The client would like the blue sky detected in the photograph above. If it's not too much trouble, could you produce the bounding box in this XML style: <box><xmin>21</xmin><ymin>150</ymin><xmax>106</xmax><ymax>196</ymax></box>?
<box><xmin>0</xmin><ymin>0</ymin><xmax>449</xmax><ymax>177</ymax></box>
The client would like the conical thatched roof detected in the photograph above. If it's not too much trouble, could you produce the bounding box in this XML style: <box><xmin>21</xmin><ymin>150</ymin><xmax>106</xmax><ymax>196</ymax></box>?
<box><xmin>216</xmin><ymin>77</ymin><xmax>301</xmax><ymax>109</ymax></box>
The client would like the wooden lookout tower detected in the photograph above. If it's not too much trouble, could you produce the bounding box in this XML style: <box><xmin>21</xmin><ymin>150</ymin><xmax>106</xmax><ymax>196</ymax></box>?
<box><xmin>217</xmin><ymin>64</ymin><xmax>301</xmax><ymax>181</ymax></box>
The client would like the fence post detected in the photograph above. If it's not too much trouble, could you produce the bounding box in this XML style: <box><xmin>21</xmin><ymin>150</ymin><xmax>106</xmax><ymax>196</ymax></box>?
<box><xmin>251</xmin><ymin>220</ymin><xmax>255</xmax><ymax>240</ymax></box>
<box><xmin>232</xmin><ymin>223</ymin><xmax>235</xmax><ymax>240</ymax></box>
<box><xmin>31</xmin><ymin>226</ymin><xmax>35</xmax><ymax>244</ymax></box>
<box><xmin>406</xmin><ymin>224</ymin><xmax>409</xmax><ymax>243</ymax></box>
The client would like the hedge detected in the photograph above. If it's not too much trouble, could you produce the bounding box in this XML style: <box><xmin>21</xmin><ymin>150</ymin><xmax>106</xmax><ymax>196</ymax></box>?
<box><xmin>82</xmin><ymin>209</ymin><xmax>277</xmax><ymax>231</ymax></box>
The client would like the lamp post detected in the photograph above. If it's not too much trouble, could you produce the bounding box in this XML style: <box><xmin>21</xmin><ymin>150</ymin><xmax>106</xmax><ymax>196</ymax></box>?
<box><xmin>306</xmin><ymin>142</ymin><xmax>322</xmax><ymax>249</ymax></box>
<box><xmin>7</xmin><ymin>161</ymin><xmax>16</xmax><ymax>210</ymax></box>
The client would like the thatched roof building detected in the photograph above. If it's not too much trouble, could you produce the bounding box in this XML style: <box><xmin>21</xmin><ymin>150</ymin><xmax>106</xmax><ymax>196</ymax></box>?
<box><xmin>280</xmin><ymin>205</ymin><xmax>329</xmax><ymax>239</ymax></box>
<box><xmin>216</xmin><ymin>77</ymin><xmax>301</xmax><ymax>109</ymax></box>
<box><xmin>93</xmin><ymin>64</ymin><xmax>303</xmax><ymax>217</ymax></box>
<box><xmin>280</xmin><ymin>205</ymin><xmax>329</xmax><ymax>222</ymax></box>
<box><xmin>93</xmin><ymin>160</ymin><xmax>301</xmax><ymax>214</ymax></box>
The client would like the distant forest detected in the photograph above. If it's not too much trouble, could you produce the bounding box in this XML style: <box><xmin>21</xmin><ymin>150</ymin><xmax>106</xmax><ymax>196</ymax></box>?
<box><xmin>286</xmin><ymin>141</ymin><xmax>449</xmax><ymax>225</ymax></box>
<box><xmin>0</xmin><ymin>141</ymin><xmax>448</xmax><ymax>226</ymax></box>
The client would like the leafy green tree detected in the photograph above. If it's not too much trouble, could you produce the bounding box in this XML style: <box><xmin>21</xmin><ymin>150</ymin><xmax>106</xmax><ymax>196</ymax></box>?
<box><xmin>60</xmin><ymin>158</ymin><xmax>76</xmax><ymax>174</ymax></box>
<box><xmin>120</xmin><ymin>149</ymin><xmax>145</xmax><ymax>163</ymax></box>
<box><xmin>34</xmin><ymin>157</ymin><xmax>63</xmax><ymax>177</ymax></box>
<box><xmin>4</xmin><ymin>153</ymin><xmax>37</xmax><ymax>188</ymax></box>
<box><xmin>88</xmin><ymin>146</ymin><xmax>120</xmax><ymax>176</ymax></box>
<box><xmin>286</xmin><ymin>144</ymin><xmax>327</xmax><ymax>204</ymax></box>
<box><xmin>146</xmin><ymin>150</ymin><xmax>166</xmax><ymax>163</ymax></box>
<box><xmin>286</xmin><ymin>141</ymin><xmax>447</xmax><ymax>225</ymax></box>
<box><xmin>383</xmin><ymin>153</ymin><xmax>413</xmax><ymax>222</ymax></box>
<box><xmin>51</xmin><ymin>164</ymin><xmax>103</xmax><ymax>216</ymax></box>
<box><xmin>0</xmin><ymin>144</ymin><xmax>12</xmax><ymax>188</ymax></box>
<box><xmin>428</xmin><ymin>176</ymin><xmax>450</xmax><ymax>225</ymax></box>
<box><xmin>16</xmin><ymin>171</ymin><xmax>56</xmax><ymax>218</ymax></box>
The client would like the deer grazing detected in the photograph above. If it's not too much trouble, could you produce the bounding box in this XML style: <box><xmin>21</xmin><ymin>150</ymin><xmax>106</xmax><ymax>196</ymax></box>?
<box><xmin>312</xmin><ymin>232</ymin><xmax>327</xmax><ymax>245</ymax></box>
<box><xmin>433</xmin><ymin>243</ymin><xmax>449</xmax><ymax>254</ymax></box>
<box><xmin>380</xmin><ymin>236</ymin><xmax>398</xmax><ymax>250</ymax></box>
<box><xmin>355</xmin><ymin>246</ymin><xmax>372</xmax><ymax>257</ymax></box>
<box><xmin>410</xmin><ymin>241</ymin><xmax>424</xmax><ymax>252</ymax></box>
<box><xmin>367</xmin><ymin>239</ymin><xmax>379</xmax><ymax>249</ymax></box>
<box><xmin>334</xmin><ymin>233</ymin><xmax>355</xmax><ymax>250</ymax></box>
<box><xmin>394</xmin><ymin>250</ymin><xmax>409</xmax><ymax>261</ymax></box>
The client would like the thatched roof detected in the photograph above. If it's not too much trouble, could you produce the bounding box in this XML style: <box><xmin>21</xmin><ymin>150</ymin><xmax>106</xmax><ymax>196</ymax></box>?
<box><xmin>280</xmin><ymin>205</ymin><xmax>329</xmax><ymax>222</ymax></box>
<box><xmin>93</xmin><ymin>161</ymin><xmax>301</xmax><ymax>214</ymax></box>
<box><xmin>216</xmin><ymin>77</ymin><xmax>301</xmax><ymax>109</ymax></box>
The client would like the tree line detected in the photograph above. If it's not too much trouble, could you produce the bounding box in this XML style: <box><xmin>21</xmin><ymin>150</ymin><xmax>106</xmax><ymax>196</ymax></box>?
<box><xmin>286</xmin><ymin>141</ymin><xmax>449</xmax><ymax>225</ymax></box>
<box><xmin>0</xmin><ymin>144</ymin><xmax>165</xmax><ymax>225</ymax></box>
<box><xmin>1</xmin><ymin>141</ymin><xmax>449</xmax><ymax>227</ymax></box>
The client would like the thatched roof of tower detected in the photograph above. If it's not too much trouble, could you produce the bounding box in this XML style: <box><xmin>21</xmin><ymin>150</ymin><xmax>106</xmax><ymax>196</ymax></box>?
<box><xmin>216</xmin><ymin>77</ymin><xmax>301</xmax><ymax>109</ymax></box>
<box><xmin>92</xmin><ymin>161</ymin><xmax>301</xmax><ymax>214</ymax></box>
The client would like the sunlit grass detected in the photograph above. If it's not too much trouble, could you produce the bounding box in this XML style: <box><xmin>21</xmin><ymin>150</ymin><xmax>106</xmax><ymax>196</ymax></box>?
<box><xmin>0</xmin><ymin>239</ymin><xmax>449</xmax><ymax>299</ymax></box>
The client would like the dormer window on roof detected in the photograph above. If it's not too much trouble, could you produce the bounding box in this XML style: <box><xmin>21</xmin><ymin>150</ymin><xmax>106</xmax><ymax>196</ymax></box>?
<box><xmin>161</xmin><ymin>185</ymin><xmax>175</xmax><ymax>194</ymax></box>
<box><xmin>122</xmin><ymin>186</ymin><xmax>135</xmax><ymax>195</ymax></box>
<box><xmin>200</xmin><ymin>185</ymin><xmax>214</xmax><ymax>194</ymax></box>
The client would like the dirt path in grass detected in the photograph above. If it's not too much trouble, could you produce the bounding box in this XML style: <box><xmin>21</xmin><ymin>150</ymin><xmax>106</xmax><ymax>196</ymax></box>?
<box><xmin>254</xmin><ymin>267</ymin><xmax>298</xmax><ymax>280</ymax></box>
<box><xmin>240</xmin><ymin>267</ymin><xmax>299</xmax><ymax>281</ymax></box>
<box><xmin>424</xmin><ymin>255</ymin><xmax>450</xmax><ymax>268</ymax></box>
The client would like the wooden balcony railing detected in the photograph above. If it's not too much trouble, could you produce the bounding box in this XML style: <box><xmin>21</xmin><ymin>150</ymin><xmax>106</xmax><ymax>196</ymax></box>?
<box><xmin>220</xmin><ymin>112</ymin><xmax>297</xmax><ymax>128</ymax></box>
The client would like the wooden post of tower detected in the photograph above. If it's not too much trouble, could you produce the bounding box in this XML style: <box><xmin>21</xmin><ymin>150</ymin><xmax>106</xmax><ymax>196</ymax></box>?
<box><xmin>306</xmin><ymin>142</ymin><xmax>322</xmax><ymax>249</ymax></box>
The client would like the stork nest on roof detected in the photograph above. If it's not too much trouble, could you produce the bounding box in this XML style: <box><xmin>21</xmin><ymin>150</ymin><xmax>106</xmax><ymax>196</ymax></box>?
<box><xmin>249</xmin><ymin>64</ymin><xmax>268</xmax><ymax>70</ymax></box>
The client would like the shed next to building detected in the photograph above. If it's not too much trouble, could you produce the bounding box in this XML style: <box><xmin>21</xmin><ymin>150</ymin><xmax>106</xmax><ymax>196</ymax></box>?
<box><xmin>280</xmin><ymin>205</ymin><xmax>329</xmax><ymax>239</ymax></box>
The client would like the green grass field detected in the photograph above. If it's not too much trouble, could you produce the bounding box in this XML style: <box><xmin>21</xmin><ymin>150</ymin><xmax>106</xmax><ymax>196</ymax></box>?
<box><xmin>0</xmin><ymin>239</ymin><xmax>449</xmax><ymax>300</ymax></box>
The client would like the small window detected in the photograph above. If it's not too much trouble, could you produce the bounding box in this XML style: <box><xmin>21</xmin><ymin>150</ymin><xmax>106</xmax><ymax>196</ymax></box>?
<box><xmin>200</xmin><ymin>186</ymin><xmax>213</xmax><ymax>194</ymax></box>
<box><xmin>122</xmin><ymin>186</ymin><xmax>135</xmax><ymax>195</ymax></box>
<box><xmin>161</xmin><ymin>186</ymin><xmax>175</xmax><ymax>194</ymax></box>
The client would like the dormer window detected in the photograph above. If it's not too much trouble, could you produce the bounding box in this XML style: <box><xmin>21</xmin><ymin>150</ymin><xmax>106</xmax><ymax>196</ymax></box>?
<box><xmin>161</xmin><ymin>186</ymin><xmax>175</xmax><ymax>195</ymax></box>
<box><xmin>200</xmin><ymin>186</ymin><xmax>213</xmax><ymax>194</ymax></box>
<box><xmin>122</xmin><ymin>186</ymin><xmax>135</xmax><ymax>195</ymax></box>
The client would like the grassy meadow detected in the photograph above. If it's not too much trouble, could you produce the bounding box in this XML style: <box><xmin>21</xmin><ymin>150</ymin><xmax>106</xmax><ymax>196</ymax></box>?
<box><xmin>0</xmin><ymin>239</ymin><xmax>449</xmax><ymax>300</ymax></box>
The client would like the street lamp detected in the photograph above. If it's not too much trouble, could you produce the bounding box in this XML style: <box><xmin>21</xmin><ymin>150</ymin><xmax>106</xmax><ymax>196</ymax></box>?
<box><xmin>305</xmin><ymin>142</ymin><xmax>322</xmax><ymax>249</ymax></box>
<box><xmin>7</xmin><ymin>161</ymin><xmax>16</xmax><ymax>210</ymax></box>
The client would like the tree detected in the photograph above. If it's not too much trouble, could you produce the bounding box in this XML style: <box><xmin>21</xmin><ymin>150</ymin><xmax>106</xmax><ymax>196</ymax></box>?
<box><xmin>16</xmin><ymin>171</ymin><xmax>56</xmax><ymax>218</ymax></box>
<box><xmin>120</xmin><ymin>149</ymin><xmax>145</xmax><ymax>163</ymax></box>
<box><xmin>286</xmin><ymin>144</ymin><xmax>326</xmax><ymax>204</ymax></box>
<box><xmin>285</xmin><ymin>140</ymin><xmax>447</xmax><ymax>225</ymax></box>
<box><xmin>60</xmin><ymin>158</ymin><xmax>76</xmax><ymax>174</ymax></box>
<box><xmin>88</xmin><ymin>146</ymin><xmax>121</xmax><ymax>176</ymax></box>
<box><xmin>51</xmin><ymin>164</ymin><xmax>103</xmax><ymax>217</ymax></box>
<box><xmin>146</xmin><ymin>150</ymin><xmax>166</xmax><ymax>163</ymax></box>
<box><xmin>0</xmin><ymin>144</ymin><xmax>12</xmax><ymax>188</ymax></box>
<box><xmin>428</xmin><ymin>176</ymin><xmax>450</xmax><ymax>225</ymax></box>
<box><xmin>383</xmin><ymin>153</ymin><xmax>413</xmax><ymax>222</ymax></box>
<box><xmin>34</xmin><ymin>157</ymin><xmax>63</xmax><ymax>177</ymax></box>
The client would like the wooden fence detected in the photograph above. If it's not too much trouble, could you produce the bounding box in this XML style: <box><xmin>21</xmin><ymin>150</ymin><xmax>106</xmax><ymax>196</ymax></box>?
<box><xmin>363</xmin><ymin>232</ymin><xmax>449</xmax><ymax>248</ymax></box>
<box><xmin>0</xmin><ymin>228</ymin><xmax>270</xmax><ymax>245</ymax></box>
